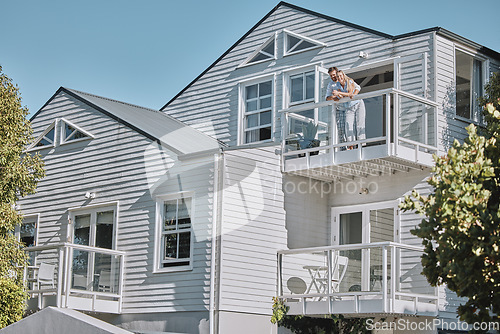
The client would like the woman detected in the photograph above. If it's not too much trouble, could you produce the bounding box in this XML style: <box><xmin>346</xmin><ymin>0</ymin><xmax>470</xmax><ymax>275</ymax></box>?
<box><xmin>326</xmin><ymin>69</ymin><xmax>366</xmax><ymax>146</ymax></box>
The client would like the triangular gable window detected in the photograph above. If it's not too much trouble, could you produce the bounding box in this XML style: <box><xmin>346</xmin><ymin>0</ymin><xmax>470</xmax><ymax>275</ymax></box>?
<box><xmin>283</xmin><ymin>29</ymin><xmax>326</xmax><ymax>56</ymax></box>
<box><xmin>61</xmin><ymin>118</ymin><xmax>93</xmax><ymax>144</ymax></box>
<box><xmin>240</xmin><ymin>33</ymin><xmax>276</xmax><ymax>66</ymax></box>
<box><xmin>31</xmin><ymin>121</ymin><xmax>56</xmax><ymax>149</ymax></box>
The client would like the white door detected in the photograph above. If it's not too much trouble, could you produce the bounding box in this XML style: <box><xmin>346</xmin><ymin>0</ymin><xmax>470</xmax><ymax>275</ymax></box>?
<box><xmin>331</xmin><ymin>201</ymin><xmax>399</xmax><ymax>292</ymax></box>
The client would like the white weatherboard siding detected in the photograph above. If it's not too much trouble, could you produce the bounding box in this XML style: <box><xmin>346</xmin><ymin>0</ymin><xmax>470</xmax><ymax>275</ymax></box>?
<box><xmin>219</xmin><ymin>146</ymin><xmax>286</xmax><ymax>315</ymax></box>
<box><xmin>20</xmin><ymin>91</ymin><xmax>214</xmax><ymax>315</ymax></box>
<box><xmin>162</xmin><ymin>5</ymin><xmax>392</xmax><ymax>146</ymax></box>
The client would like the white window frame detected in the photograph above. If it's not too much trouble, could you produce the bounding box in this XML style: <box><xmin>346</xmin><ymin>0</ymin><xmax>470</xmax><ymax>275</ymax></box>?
<box><xmin>238</xmin><ymin>74</ymin><xmax>276</xmax><ymax>145</ymax></box>
<box><xmin>60</xmin><ymin>118</ymin><xmax>94</xmax><ymax>145</ymax></box>
<box><xmin>453</xmin><ymin>45</ymin><xmax>488</xmax><ymax>124</ymax></box>
<box><xmin>68</xmin><ymin>202</ymin><xmax>119</xmax><ymax>250</ymax></box>
<box><xmin>239</xmin><ymin>32</ymin><xmax>277</xmax><ymax>68</ymax></box>
<box><xmin>16</xmin><ymin>214</ymin><xmax>39</xmax><ymax>247</ymax></box>
<box><xmin>154</xmin><ymin>192</ymin><xmax>194</xmax><ymax>273</ymax></box>
<box><xmin>28</xmin><ymin>120</ymin><xmax>57</xmax><ymax>151</ymax></box>
<box><xmin>283</xmin><ymin>29</ymin><xmax>327</xmax><ymax>57</ymax></box>
<box><xmin>282</xmin><ymin>64</ymin><xmax>320</xmax><ymax>109</ymax></box>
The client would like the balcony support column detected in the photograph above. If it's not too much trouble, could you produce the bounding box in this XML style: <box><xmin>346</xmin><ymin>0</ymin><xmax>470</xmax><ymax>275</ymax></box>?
<box><xmin>382</xmin><ymin>246</ymin><xmax>388</xmax><ymax>313</ymax></box>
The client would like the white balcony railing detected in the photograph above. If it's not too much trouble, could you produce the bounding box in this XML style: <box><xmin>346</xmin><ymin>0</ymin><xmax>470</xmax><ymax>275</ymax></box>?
<box><xmin>280</xmin><ymin>89</ymin><xmax>439</xmax><ymax>179</ymax></box>
<box><xmin>277</xmin><ymin>242</ymin><xmax>438</xmax><ymax>316</ymax></box>
<box><xmin>23</xmin><ymin>243</ymin><xmax>125</xmax><ymax>314</ymax></box>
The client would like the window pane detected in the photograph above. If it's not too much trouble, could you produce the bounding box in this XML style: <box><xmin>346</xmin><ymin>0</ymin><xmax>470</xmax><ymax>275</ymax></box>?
<box><xmin>294</xmin><ymin>40</ymin><xmax>316</xmax><ymax>52</ymax></box>
<box><xmin>65</xmin><ymin>123</ymin><xmax>75</xmax><ymax>139</ymax></box>
<box><xmin>291</xmin><ymin>76</ymin><xmax>304</xmax><ymax>102</ymax></box>
<box><xmin>259</xmin><ymin>127</ymin><xmax>272</xmax><ymax>141</ymax></box>
<box><xmin>306</xmin><ymin>72</ymin><xmax>315</xmax><ymax>100</ymax></box>
<box><xmin>262</xmin><ymin>40</ymin><xmax>274</xmax><ymax>56</ymax></box>
<box><xmin>36</xmin><ymin>138</ymin><xmax>52</xmax><ymax>147</ymax></box>
<box><xmin>178</xmin><ymin>198</ymin><xmax>191</xmax><ymax>228</ymax></box>
<box><xmin>74</xmin><ymin>214</ymin><xmax>91</xmax><ymax>246</ymax></box>
<box><xmin>260</xmin><ymin>96</ymin><xmax>271</xmax><ymax>109</ymax></box>
<box><xmin>246</xmin><ymin>114</ymin><xmax>258</xmax><ymax>128</ymax></box>
<box><xmin>178</xmin><ymin>232</ymin><xmax>191</xmax><ymax>259</ymax></box>
<box><xmin>245</xmin><ymin>129</ymin><xmax>259</xmax><ymax>143</ymax></box>
<box><xmin>246</xmin><ymin>84</ymin><xmax>258</xmax><ymax>99</ymax></box>
<box><xmin>164</xmin><ymin>200</ymin><xmax>177</xmax><ymax>230</ymax></box>
<box><xmin>456</xmin><ymin>50</ymin><xmax>472</xmax><ymax>119</ymax></box>
<box><xmin>259</xmin><ymin>81</ymin><xmax>272</xmax><ymax>96</ymax></box>
<box><xmin>20</xmin><ymin>222</ymin><xmax>36</xmax><ymax>247</ymax></box>
<box><xmin>96</xmin><ymin>211</ymin><xmax>114</xmax><ymax>249</ymax></box>
<box><xmin>45</xmin><ymin>128</ymin><xmax>55</xmax><ymax>142</ymax></box>
<box><xmin>164</xmin><ymin>234</ymin><xmax>178</xmax><ymax>260</ymax></box>
<box><xmin>246</xmin><ymin>100</ymin><xmax>258</xmax><ymax>112</ymax></box>
<box><xmin>287</xmin><ymin>35</ymin><xmax>301</xmax><ymax>51</ymax></box>
<box><xmin>260</xmin><ymin>111</ymin><xmax>271</xmax><ymax>126</ymax></box>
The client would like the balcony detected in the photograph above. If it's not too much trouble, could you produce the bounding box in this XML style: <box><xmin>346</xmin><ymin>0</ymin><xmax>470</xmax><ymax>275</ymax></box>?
<box><xmin>280</xmin><ymin>89</ymin><xmax>439</xmax><ymax>181</ymax></box>
<box><xmin>23</xmin><ymin>243</ymin><xmax>125</xmax><ymax>314</ymax></box>
<box><xmin>277</xmin><ymin>242</ymin><xmax>438</xmax><ymax>317</ymax></box>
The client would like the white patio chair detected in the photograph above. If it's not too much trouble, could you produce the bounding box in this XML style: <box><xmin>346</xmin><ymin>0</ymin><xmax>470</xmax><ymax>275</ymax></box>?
<box><xmin>98</xmin><ymin>269</ymin><xmax>112</xmax><ymax>293</ymax></box>
<box><xmin>37</xmin><ymin>262</ymin><xmax>55</xmax><ymax>289</ymax></box>
<box><xmin>331</xmin><ymin>255</ymin><xmax>348</xmax><ymax>292</ymax></box>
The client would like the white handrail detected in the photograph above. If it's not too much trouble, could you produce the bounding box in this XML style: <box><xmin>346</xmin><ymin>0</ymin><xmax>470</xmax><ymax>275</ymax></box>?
<box><xmin>277</xmin><ymin>241</ymin><xmax>425</xmax><ymax>255</ymax></box>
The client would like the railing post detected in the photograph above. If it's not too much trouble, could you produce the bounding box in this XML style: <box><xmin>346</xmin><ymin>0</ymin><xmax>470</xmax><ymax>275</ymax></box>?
<box><xmin>394</xmin><ymin>93</ymin><xmax>399</xmax><ymax>157</ymax></box>
<box><xmin>327</xmin><ymin>249</ymin><xmax>332</xmax><ymax>313</ymax></box>
<box><xmin>386</xmin><ymin>93</ymin><xmax>392</xmax><ymax>156</ymax></box>
<box><xmin>277</xmin><ymin>253</ymin><xmax>283</xmax><ymax>297</ymax></box>
<box><xmin>65</xmin><ymin>246</ymin><xmax>72</xmax><ymax>308</ymax></box>
<box><xmin>330</xmin><ymin>104</ymin><xmax>337</xmax><ymax>164</ymax></box>
<box><xmin>118</xmin><ymin>253</ymin><xmax>125</xmax><ymax>313</ymax></box>
<box><xmin>391</xmin><ymin>245</ymin><xmax>396</xmax><ymax>313</ymax></box>
<box><xmin>382</xmin><ymin>246</ymin><xmax>388</xmax><ymax>313</ymax></box>
<box><xmin>281</xmin><ymin>112</ymin><xmax>288</xmax><ymax>173</ymax></box>
<box><xmin>57</xmin><ymin>246</ymin><xmax>64</xmax><ymax>308</ymax></box>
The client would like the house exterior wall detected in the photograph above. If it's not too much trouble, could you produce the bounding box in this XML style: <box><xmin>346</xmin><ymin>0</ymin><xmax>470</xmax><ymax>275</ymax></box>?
<box><xmin>216</xmin><ymin>146</ymin><xmax>286</xmax><ymax>332</ymax></box>
<box><xmin>20</xmin><ymin>91</ymin><xmax>216</xmax><ymax>332</ymax></box>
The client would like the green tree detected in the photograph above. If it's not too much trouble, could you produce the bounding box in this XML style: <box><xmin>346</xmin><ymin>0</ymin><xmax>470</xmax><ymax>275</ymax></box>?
<box><xmin>0</xmin><ymin>66</ymin><xmax>45</xmax><ymax>328</ymax></box>
<box><xmin>401</xmin><ymin>73</ymin><xmax>500</xmax><ymax>325</ymax></box>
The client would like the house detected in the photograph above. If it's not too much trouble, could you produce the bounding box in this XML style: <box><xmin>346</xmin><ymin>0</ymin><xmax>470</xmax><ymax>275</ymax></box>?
<box><xmin>14</xmin><ymin>2</ymin><xmax>500</xmax><ymax>334</ymax></box>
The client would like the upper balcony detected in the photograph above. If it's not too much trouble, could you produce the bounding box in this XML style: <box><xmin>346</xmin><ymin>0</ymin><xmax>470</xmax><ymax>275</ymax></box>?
<box><xmin>280</xmin><ymin>88</ymin><xmax>439</xmax><ymax>181</ymax></box>
<box><xmin>23</xmin><ymin>243</ymin><xmax>125</xmax><ymax>314</ymax></box>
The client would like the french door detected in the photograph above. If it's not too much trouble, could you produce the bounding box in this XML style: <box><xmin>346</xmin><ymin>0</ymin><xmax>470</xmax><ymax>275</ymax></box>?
<box><xmin>70</xmin><ymin>206</ymin><xmax>116</xmax><ymax>291</ymax></box>
<box><xmin>331</xmin><ymin>201</ymin><xmax>399</xmax><ymax>292</ymax></box>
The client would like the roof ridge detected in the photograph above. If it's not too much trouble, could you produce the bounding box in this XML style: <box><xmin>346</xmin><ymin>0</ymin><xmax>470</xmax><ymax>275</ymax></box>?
<box><xmin>64</xmin><ymin>87</ymin><xmax>192</xmax><ymax>128</ymax></box>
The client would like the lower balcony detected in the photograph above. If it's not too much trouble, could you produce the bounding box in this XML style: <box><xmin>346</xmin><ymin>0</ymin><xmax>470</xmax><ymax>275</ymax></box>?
<box><xmin>277</xmin><ymin>242</ymin><xmax>438</xmax><ymax>317</ymax></box>
<box><xmin>280</xmin><ymin>89</ymin><xmax>439</xmax><ymax>182</ymax></box>
<box><xmin>23</xmin><ymin>243</ymin><xmax>125</xmax><ymax>314</ymax></box>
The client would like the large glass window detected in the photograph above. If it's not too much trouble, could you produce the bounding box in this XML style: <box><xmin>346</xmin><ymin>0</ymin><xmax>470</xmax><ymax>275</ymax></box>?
<box><xmin>160</xmin><ymin>197</ymin><xmax>192</xmax><ymax>269</ymax></box>
<box><xmin>456</xmin><ymin>49</ymin><xmax>484</xmax><ymax>122</ymax></box>
<box><xmin>290</xmin><ymin>71</ymin><xmax>315</xmax><ymax>105</ymax></box>
<box><xmin>243</xmin><ymin>80</ymin><xmax>273</xmax><ymax>144</ymax></box>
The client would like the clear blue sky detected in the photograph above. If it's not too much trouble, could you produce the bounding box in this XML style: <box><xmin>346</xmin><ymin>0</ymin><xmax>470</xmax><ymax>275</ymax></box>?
<box><xmin>1</xmin><ymin>0</ymin><xmax>499</xmax><ymax>119</ymax></box>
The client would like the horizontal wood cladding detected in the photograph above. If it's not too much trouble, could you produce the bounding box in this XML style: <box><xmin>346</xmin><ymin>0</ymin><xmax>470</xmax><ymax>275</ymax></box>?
<box><xmin>218</xmin><ymin>146</ymin><xmax>286</xmax><ymax>315</ymax></box>
<box><xmin>20</xmin><ymin>91</ymin><xmax>216</xmax><ymax>313</ymax></box>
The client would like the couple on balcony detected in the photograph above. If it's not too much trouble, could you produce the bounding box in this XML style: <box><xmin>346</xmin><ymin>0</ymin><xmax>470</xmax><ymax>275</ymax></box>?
<box><xmin>325</xmin><ymin>67</ymin><xmax>366</xmax><ymax>147</ymax></box>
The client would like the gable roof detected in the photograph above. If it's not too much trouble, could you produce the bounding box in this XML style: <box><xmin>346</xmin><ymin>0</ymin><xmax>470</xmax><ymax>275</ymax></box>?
<box><xmin>32</xmin><ymin>87</ymin><xmax>222</xmax><ymax>156</ymax></box>
<box><xmin>160</xmin><ymin>1</ymin><xmax>500</xmax><ymax>110</ymax></box>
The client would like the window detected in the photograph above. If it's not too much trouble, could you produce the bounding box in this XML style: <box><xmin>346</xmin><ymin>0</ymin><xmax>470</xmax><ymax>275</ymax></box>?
<box><xmin>61</xmin><ymin>119</ymin><xmax>92</xmax><ymax>144</ymax></box>
<box><xmin>290</xmin><ymin>71</ymin><xmax>315</xmax><ymax>105</ymax></box>
<box><xmin>455</xmin><ymin>49</ymin><xmax>485</xmax><ymax>122</ymax></box>
<box><xmin>156</xmin><ymin>194</ymin><xmax>193</xmax><ymax>271</ymax></box>
<box><xmin>283</xmin><ymin>29</ymin><xmax>326</xmax><ymax>57</ymax></box>
<box><xmin>241</xmin><ymin>79</ymin><xmax>273</xmax><ymax>144</ymax></box>
<box><xmin>32</xmin><ymin>121</ymin><xmax>56</xmax><ymax>149</ymax></box>
<box><xmin>16</xmin><ymin>216</ymin><xmax>38</xmax><ymax>247</ymax></box>
<box><xmin>240</xmin><ymin>33</ymin><xmax>276</xmax><ymax>66</ymax></box>
<box><xmin>72</xmin><ymin>209</ymin><xmax>115</xmax><ymax>249</ymax></box>
<box><xmin>29</xmin><ymin>118</ymin><xmax>93</xmax><ymax>150</ymax></box>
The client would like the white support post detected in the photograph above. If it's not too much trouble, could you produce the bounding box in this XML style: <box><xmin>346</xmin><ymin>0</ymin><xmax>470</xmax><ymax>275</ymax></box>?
<box><xmin>390</xmin><ymin>245</ymin><xmax>396</xmax><ymax>313</ymax></box>
<box><xmin>394</xmin><ymin>93</ymin><xmax>399</xmax><ymax>156</ymax></box>
<box><xmin>281</xmin><ymin>113</ymin><xmax>288</xmax><ymax>173</ymax></box>
<box><xmin>277</xmin><ymin>253</ymin><xmax>283</xmax><ymax>297</ymax></box>
<box><xmin>65</xmin><ymin>246</ymin><xmax>72</xmax><ymax>308</ymax></box>
<box><xmin>57</xmin><ymin>247</ymin><xmax>64</xmax><ymax>308</ymax></box>
<box><xmin>118</xmin><ymin>253</ymin><xmax>125</xmax><ymax>313</ymax></box>
<box><xmin>382</xmin><ymin>246</ymin><xmax>388</xmax><ymax>313</ymax></box>
<box><xmin>327</xmin><ymin>250</ymin><xmax>332</xmax><ymax>314</ymax></box>
<box><xmin>386</xmin><ymin>94</ymin><xmax>392</xmax><ymax>155</ymax></box>
<box><xmin>331</xmin><ymin>104</ymin><xmax>337</xmax><ymax>164</ymax></box>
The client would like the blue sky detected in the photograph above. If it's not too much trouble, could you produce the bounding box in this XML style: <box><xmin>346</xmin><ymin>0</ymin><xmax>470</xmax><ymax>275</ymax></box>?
<box><xmin>1</xmin><ymin>0</ymin><xmax>499</xmax><ymax>119</ymax></box>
